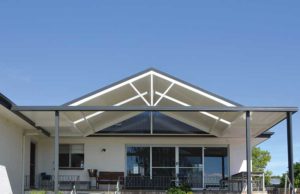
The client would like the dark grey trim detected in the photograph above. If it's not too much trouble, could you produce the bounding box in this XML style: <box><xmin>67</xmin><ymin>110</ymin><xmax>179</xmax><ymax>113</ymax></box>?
<box><xmin>54</xmin><ymin>111</ymin><xmax>59</xmax><ymax>193</ymax></box>
<box><xmin>245</xmin><ymin>111</ymin><xmax>252</xmax><ymax>194</ymax></box>
<box><xmin>59</xmin><ymin>168</ymin><xmax>84</xmax><ymax>170</ymax></box>
<box><xmin>0</xmin><ymin>93</ymin><xmax>12</xmax><ymax>108</ymax></box>
<box><xmin>287</xmin><ymin>112</ymin><xmax>294</xmax><ymax>185</ymax></box>
<box><xmin>0</xmin><ymin>93</ymin><xmax>50</xmax><ymax>136</ymax></box>
<box><xmin>88</xmin><ymin>133</ymin><xmax>216</xmax><ymax>137</ymax></box>
<box><xmin>11</xmin><ymin>105</ymin><xmax>298</xmax><ymax>112</ymax></box>
<box><xmin>256</xmin><ymin>131</ymin><xmax>274</xmax><ymax>138</ymax></box>
<box><xmin>63</xmin><ymin>68</ymin><xmax>242</xmax><ymax>106</ymax></box>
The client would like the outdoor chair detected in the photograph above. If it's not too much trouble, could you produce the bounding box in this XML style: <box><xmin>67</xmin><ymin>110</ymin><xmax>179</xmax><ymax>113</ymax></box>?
<box><xmin>96</xmin><ymin>171</ymin><xmax>124</xmax><ymax>189</ymax></box>
<box><xmin>39</xmin><ymin>173</ymin><xmax>52</xmax><ymax>189</ymax></box>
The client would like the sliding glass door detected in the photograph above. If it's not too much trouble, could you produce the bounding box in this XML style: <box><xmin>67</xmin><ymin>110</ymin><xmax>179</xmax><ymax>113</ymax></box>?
<box><xmin>178</xmin><ymin>147</ymin><xmax>203</xmax><ymax>188</ymax></box>
<box><xmin>126</xmin><ymin>147</ymin><xmax>150</xmax><ymax>176</ymax></box>
<box><xmin>204</xmin><ymin>147</ymin><xmax>228</xmax><ymax>188</ymax></box>
<box><xmin>152</xmin><ymin>147</ymin><xmax>176</xmax><ymax>177</ymax></box>
<box><xmin>126</xmin><ymin>145</ymin><xmax>227</xmax><ymax>189</ymax></box>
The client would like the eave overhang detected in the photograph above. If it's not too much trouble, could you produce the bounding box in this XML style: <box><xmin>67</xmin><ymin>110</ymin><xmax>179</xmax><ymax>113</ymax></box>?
<box><xmin>0</xmin><ymin>93</ymin><xmax>50</xmax><ymax>136</ymax></box>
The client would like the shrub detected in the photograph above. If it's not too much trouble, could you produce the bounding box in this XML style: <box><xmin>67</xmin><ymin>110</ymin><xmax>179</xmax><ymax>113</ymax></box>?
<box><xmin>29</xmin><ymin>191</ymin><xmax>46</xmax><ymax>194</ymax></box>
<box><xmin>29</xmin><ymin>191</ymin><xmax>64</xmax><ymax>194</ymax></box>
<box><xmin>167</xmin><ymin>187</ymin><xmax>186</xmax><ymax>194</ymax></box>
<box><xmin>167</xmin><ymin>183</ymin><xmax>192</xmax><ymax>194</ymax></box>
<box><xmin>179</xmin><ymin>183</ymin><xmax>192</xmax><ymax>192</ymax></box>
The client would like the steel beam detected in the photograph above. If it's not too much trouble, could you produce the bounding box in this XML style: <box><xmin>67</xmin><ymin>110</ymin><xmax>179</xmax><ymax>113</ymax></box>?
<box><xmin>54</xmin><ymin>111</ymin><xmax>59</xmax><ymax>193</ymax></box>
<box><xmin>287</xmin><ymin>112</ymin><xmax>294</xmax><ymax>186</ymax></box>
<box><xmin>11</xmin><ymin>105</ymin><xmax>298</xmax><ymax>112</ymax></box>
<box><xmin>246</xmin><ymin>111</ymin><xmax>252</xmax><ymax>194</ymax></box>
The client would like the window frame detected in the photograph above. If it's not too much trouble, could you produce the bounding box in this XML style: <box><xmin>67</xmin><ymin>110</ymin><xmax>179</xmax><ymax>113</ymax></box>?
<box><xmin>125</xmin><ymin>144</ymin><xmax>229</xmax><ymax>189</ymax></box>
<box><xmin>59</xmin><ymin>144</ymin><xmax>85</xmax><ymax>170</ymax></box>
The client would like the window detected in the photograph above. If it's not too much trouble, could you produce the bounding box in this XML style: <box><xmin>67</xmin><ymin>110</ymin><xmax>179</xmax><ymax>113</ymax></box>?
<box><xmin>59</xmin><ymin>144</ymin><xmax>84</xmax><ymax>169</ymax></box>
<box><xmin>204</xmin><ymin>147</ymin><xmax>228</xmax><ymax>187</ymax></box>
<box><xmin>179</xmin><ymin>147</ymin><xmax>202</xmax><ymax>167</ymax></box>
<box><xmin>126</xmin><ymin>147</ymin><xmax>150</xmax><ymax>176</ymax></box>
<box><xmin>179</xmin><ymin>147</ymin><xmax>203</xmax><ymax>188</ymax></box>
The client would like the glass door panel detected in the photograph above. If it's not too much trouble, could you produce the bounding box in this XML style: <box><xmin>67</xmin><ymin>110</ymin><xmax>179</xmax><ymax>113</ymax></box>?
<box><xmin>152</xmin><ymin>147</ymin><xmax>176</xmax><ymax>177</ymax></box>
<box><xmin>178</xmin><ymin>147</ymin><xmax>203</xmax><ymax>188</ymax></box>
<box><xmin>204</xmin><ymin>147</ymin><xmax>228</xmax><ymax>188</ymax></box>
<box><xmin>126</xmin><ymin>147</ymin><xmax>150</xmax><ymax>176</ymax></box>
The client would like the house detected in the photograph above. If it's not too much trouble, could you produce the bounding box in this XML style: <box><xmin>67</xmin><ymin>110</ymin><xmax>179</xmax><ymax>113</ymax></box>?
<box><xmin>270</xmin><ymin>177</ymin><xmax>281</xmax><ymax>186</ymax></box>
<box><xmin>0</xmin><ymin>68</ymin><xmax>297</xmax><ymax>194</ymax></box>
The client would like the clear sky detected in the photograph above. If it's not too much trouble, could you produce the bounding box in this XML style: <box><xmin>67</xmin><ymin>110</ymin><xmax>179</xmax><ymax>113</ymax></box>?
<box><xmin>0</xmin><ymin>1</ymin><xmax>299</xmax><ymax>175</ymax></box>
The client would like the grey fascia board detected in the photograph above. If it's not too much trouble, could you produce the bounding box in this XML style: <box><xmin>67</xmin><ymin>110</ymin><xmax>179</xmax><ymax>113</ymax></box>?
<box><xmin>88</xmin><ymin>134</ymin><xmax>216</xmax><ymax>137</ymax></box>
<box><xmin>0</xmin><ymin>93</ymin><xmax>14</xmax><ymax>108</ymax></box>
<box><xmin>256</xmin><ymin>132</ymin><xmax>275</xmax><ymax>138</ymax></box>
<box><xmin>11</xmin><ymin>105</ymin><xmax>298</xmax><ymax>112</ymax></box>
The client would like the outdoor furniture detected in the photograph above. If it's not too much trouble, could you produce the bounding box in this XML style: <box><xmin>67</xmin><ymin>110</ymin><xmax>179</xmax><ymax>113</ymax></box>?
<box><xmin>96</xmin><ymin>171</ymin><xmax>124</xmax><ymax>189</ymax></box>
<box><xmin>220</xmin><ymin>172</ymin><xmax>247</xmax><ymax>192</ymax></box>
<box><xmin>38</xmin><ymin>174</ymin><xmax>80</xmax><ymax>190</ymax></box>
<box><xmin>204</xmin><ymin>176</ymin><xmax>222</xmax><ymax>189</ymax></box>
<box><xmin>88</xmin><ymin>169</ymin><xmax>98</xmax><ymax>177</ymax></box>
<box><xmin>40</xmin><ymin>172</ymin><xmax>52</xmax><ymax>180</ymax></box>
<box><xmin>39</xmin><ymin>173</ymin><xmax>52</xmax><ymax>189</ymax></box>
<box><xmin>88</xmin><ymin>169</ymin><xmax>98</xmax><ymax>188</ymax></box>
<box><xmin>58</xmin><ymin>175</ymin><xmax>80</xmax><ymax>190</ymax></box>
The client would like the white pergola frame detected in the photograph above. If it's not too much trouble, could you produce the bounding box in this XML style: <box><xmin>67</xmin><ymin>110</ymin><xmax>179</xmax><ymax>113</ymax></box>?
<box><xmin>67</xmin><ymin>70</ymin><xmax>237</xmax><ymax>136</ymax></box>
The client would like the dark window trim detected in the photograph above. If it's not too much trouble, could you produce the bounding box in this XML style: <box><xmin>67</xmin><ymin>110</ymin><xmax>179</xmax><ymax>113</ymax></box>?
<box><xmin>59</xmin><ymin>167</ymin><xmax>84</xmax><ymax>170</ymax></box>
<box><xmin>59</xmin><ymin>144</ymin><xmax>84</xmax><ymax>168</ymax></box>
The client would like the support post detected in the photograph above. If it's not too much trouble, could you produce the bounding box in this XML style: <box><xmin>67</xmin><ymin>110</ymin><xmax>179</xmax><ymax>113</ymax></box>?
<box><xmin>222</xmin><ymin>156</ymin><xmax>225</xmax><ymax>179</ymax></box>
<box><xmin>54</xmin><ymin>111</ymin><xmax>60</xmax><ymax>193</ymax></box>
<box><xmin>262</xmin><ymin>172</ymin><xmax>265</xmax><ymax>191</ymax></box>
<box><xmin>22</xmin><ymin>135</ymin><xmax>26</xmax><ymax>194</ymax></box>
<box><xmin>287</xmin><ymin>112</ymin><xmax>294</xmax><ymax>186</ymax></box>
<box><xmin>246</xmin><ymin>111</ymin><xmax>252</xmax><ymax>194</ymax></box>
<box><xmin>150</xmin><ymin>111</ymin><xmax>153</xmax><ymax>134</ymax></box>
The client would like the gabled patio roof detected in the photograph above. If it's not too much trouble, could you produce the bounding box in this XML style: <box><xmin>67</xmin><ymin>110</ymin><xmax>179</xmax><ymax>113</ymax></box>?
<box><xmin>8</xmin><ymin>68</ymin><xmax>297</xmax><ymax>194</ymax></box>
<box><xmin>10</xmin><ymin>68</ymin><xmax>297</xmax><ymax>140</ymax></box>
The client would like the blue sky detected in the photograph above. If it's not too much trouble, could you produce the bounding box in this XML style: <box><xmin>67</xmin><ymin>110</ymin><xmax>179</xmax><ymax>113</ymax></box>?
<box><xmin>0</xmin><ymin>1</ymin><xmax>299</xmax><ymax>175</ymax></box>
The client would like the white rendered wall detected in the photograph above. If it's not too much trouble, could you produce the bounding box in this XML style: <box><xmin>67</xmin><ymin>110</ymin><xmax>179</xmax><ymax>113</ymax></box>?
<box><xmin>0</xmin><ymin>116</ymin><xmax>24</xmax><ymax>194</ymax></box>
<box><xmin>24</xmin><ymin>136</ymin><xmax>31</xmax><ymax>179</ymax></box>
<box><xmin>229</xmin><ymin>142</ymin><xmax>247</xmax><ymax>175</ymax></box>
<box><xmin>36</xmin><ymin>136</ymin><xmax>250</xmax><ymax>181</ymax></box>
